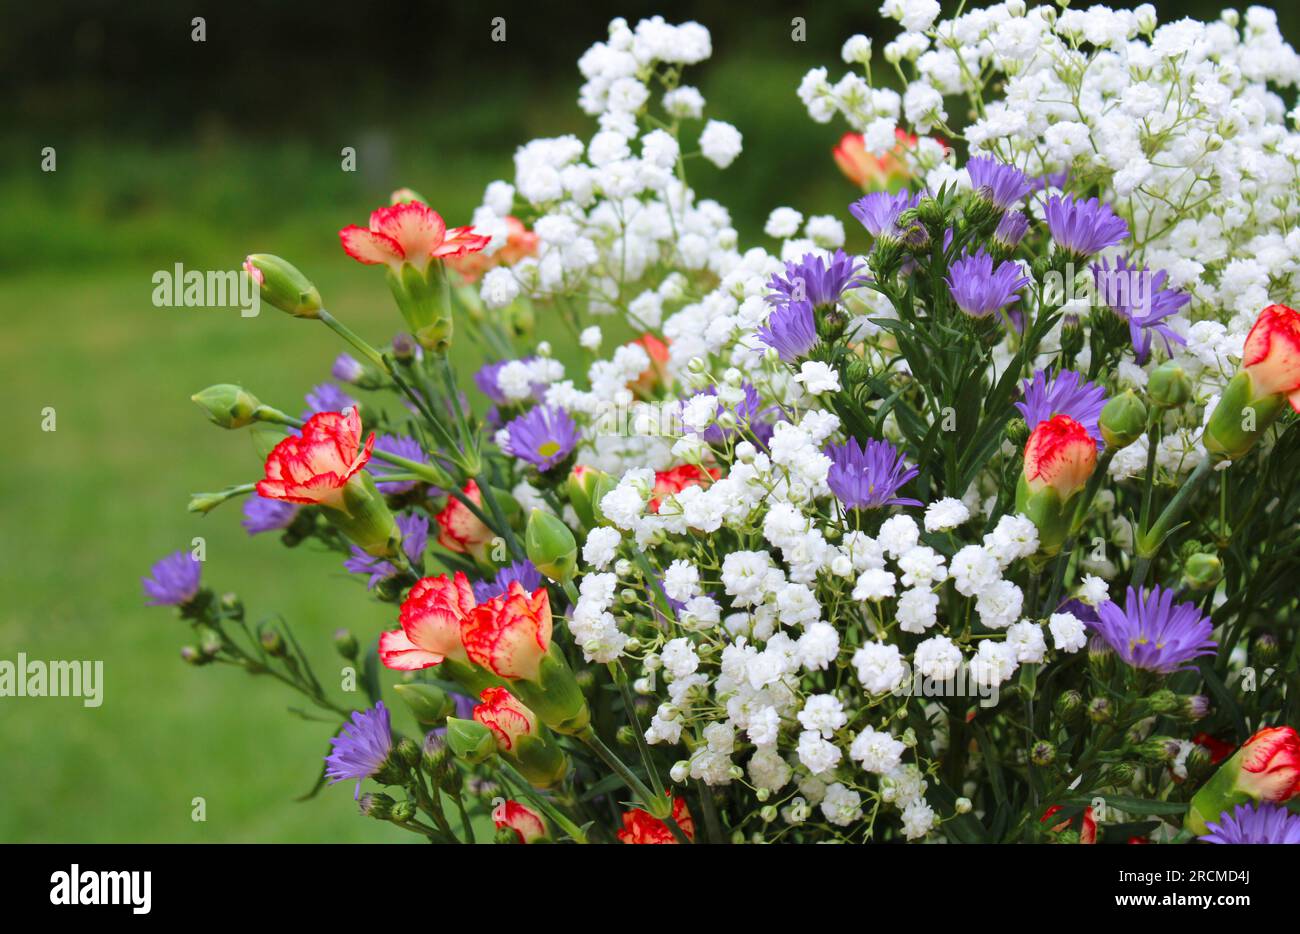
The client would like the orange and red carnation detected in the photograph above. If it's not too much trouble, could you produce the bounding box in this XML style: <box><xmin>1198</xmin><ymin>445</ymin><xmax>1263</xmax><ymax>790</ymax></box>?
<box><xmin>1023</xmin><ymin>414</ymin><xmax>1097</xmax><ymax>499</ymax></box>
<box><xmin>446</xmin><ymin>216</ymin><xmax>539</xmax><ymax>284</ymax></box>
<box><xmin>492</xmin><ymin>800</ymin><xmax>547</xmax><ymax>844</ymax></box>
<box><xmin>461</xmin><ymin>581</ymin><xmax>552</xmax><ymax>681</ymax></box>
<box><xmin>1242</xmin><ymin>303</ymin><xmax>1300</xmax><ymax>411</ymax></box>
<box><xmin>1235</xmin><ymin>726</ymin><xmax>1300</xmax><ymax>802</ymax></box>
<box><xmin>435</xmin><ymin>480</ymin><xmax>495</xmax><ymax>560</ymax></box>
<box><xmin>616</xmin><ymin>795</ymin><xmax>696</xmax><ymax>844</ymax></box>
<box><xmin>256</xmin><ymin>408</ymin><xmax>374</xmax><ymax>510</ymax></box>
<box><xmin>378</xmin><ymin>572</ymin><xmax>477</xmax><ymax>670</ymax></box>
<box><xmin>832</xmin><ymin>128</ymin><xmax>917</xmax><ymax>190</ymax></box>
<box><xmin>473</xmin><ymin>687</ymin><xmax>537</xmax><ymax>752</ymax></box>
<box><xmin>649</xmin><ymin>463</ymin><xmax>721</xmax><ymax>512</ymax></box>
<box><xmin>340</xmin><ymin>200</ymin><xmax>490</xmax><ymax>272</ymax></box>
<box><xmin>628</xmin><ymin>334</ymin><xmax>672</xmax><ymax>398</ymax></box>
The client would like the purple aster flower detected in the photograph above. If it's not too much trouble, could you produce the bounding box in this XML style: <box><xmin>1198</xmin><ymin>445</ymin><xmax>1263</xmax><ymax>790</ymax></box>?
<box><xmin>369</xmin><ymin>433</ymin><xmax>428</xmax><ymax>495</ymax></box>
<box><xmin>1044</xmin><ymin>194</ymin><xmax>1129</xmax><ymax>257</ymax></box>
<box><xmin>325</xmin><ymin>701</ymin><xmax>393</xmax><ymax>798</ymax></box>
<box><xmin>756</xmin><ymin>301</ymin><xmax>818</xmax><ymax>361</ymax></box>
<box><xmin>966</xmin><ymin>155</ymin><xmax>1032</xmax><ymax>210</ymax></box>
<box><xmin>142</xmin><ymin>550</ymin><xmax>203</xmax><ymax>607</ymax></box>
<box><xmin>1016</xmin><ymin>369</ymin><xmax>1107</xmax><ymax>446</ymax></box>
<box><xmin>303</xmin><ymin>382</ymin><xmax>357</xmax><ymax>417</ymax></box>
<box><xmin>332</xmin><ymin>353</ymin><xmax>365</xmax><ymax>384</ymax></box>
<box><xmin>242</xmin><ymin>495</ymin><xmax>298</xmax><ymax>535</ymax></box>
<box><xmin>825</xmin><ymin>437</ymin><xmax>921</xmax><ymax>510</ymax></box>
<box><xmin>945</xmin><ymin>249</ymin><xmax>1031</xmax><ymax>318</ymax></box>
<box><xmin>1090</xmin><ymin>585</ymin><xmax>1216</xmax><ymax>674</ymax></box>
<box><xmin>1092</xmin><ymin>255</ymin><xmax>1190</xmax><ymax>363</ymax></box>
<box><xmin>343</xmin><ymin>513</ymin><xmax>428</xmax><ymax>588</ymax></box>
<box><xmin>502</xmin><ymin>404</ymin><xmax>580</xmax><ymax>471</ymax></box>
<box><xmin>993</xmin><ymin>210</ymin><xmax>1030</xmax><ymax>249</ymax></box>
<box><xmin>473</xmin><ymin>560</ymin><xmax>544</xmax><ymax>603</ymax></box>
<box><xmin>766</xmin><ymin>250</ymin><xmax>866</xmax><ymax>313</ymax></box>
<box><xmin>1201</xmin><ymin>802</ymin><xmax>1300</xmax><ymax>844</ymax></box>
<box><xmin>1056</xmin><ymin>597</ymin><xmax>1100</xmax><ymax>626</ymax></box>
<box><xmin>474</xmin><ymin>357</ymin><xmax>544</xmax><ymax>406</ymax></box>
<box><xmin>849</xmin><ymin>190</ymin><xmax>921</xmax><ymax>240</ymax></box>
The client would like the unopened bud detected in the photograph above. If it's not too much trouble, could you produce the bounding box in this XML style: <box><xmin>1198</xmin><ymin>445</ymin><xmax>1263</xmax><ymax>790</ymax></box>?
<box><xmin>1099</xmin><ymin>390</ymin><xmax>1147</xmax><ymax>450</ymax></box>
<box><xmin>192</xmin><ymin>384</ymin><xmax>261</xmax><ymax>429</ymax></box>
<box><xmin>1148</xmin><ymin>360</ymin><xmax>1192</xmax><ymax>408</ymax></box>
<box><xmin>242</xmin><ymin>254</ymin><xmax>321</xmax><ymax>318</ymax></box>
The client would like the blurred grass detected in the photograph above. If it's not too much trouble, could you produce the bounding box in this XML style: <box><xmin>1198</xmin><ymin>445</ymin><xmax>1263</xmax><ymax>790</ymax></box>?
<box><xmin>0</xmin><ymin>36</ymin><xmax>863</xmax><ymax>842</ymax></box>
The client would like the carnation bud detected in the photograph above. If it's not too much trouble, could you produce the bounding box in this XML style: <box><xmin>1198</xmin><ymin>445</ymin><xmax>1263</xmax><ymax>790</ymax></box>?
<box><xmin>1186</xmin><ymin>726</ymin><xmax>1300</xmax><ymax>834</ymax></box>
<box><xmin>1182</xmin><ymin>552</ymin><xmax>1223</xmax><ymax>591</ymax></box>
<box><xmin>333</xmin><ymin>627</ymin><xmax>358</xmax><ymax>660</ymax></box>
<box><xmin>525</xmin><ymin>508</ymin><xmax>578</xmax><ymax>583</ymax></box>
<box><xmin>191</xmin><ymin>384</ymin><xmax>261</xmax><ymax>429</ymax></box>
<box><xmin>1099</xmin><ymin>390</ymin><xmax>1147</xmax><ymax>449</ymax></box>
<box><xmin>242</xmin><ymin>254</ymin><xmax>322</xmax><ymax>318</ymax></box>
<box><xmin>566</xmin><ymin>466</ymin><xmax>611</xmax><ymax>531</ymax></box>
<box><xmin>393</xmin><ymin>682</ymin><xmax>455</xmax><ymax>726</ymax></box>
<box><xmin>1147</xmin><ymin>360</ymin><xmax>1192</xmax><ymax>408</ymax></box>
<box><xmin>445</xmin><ymin>717</ymin><xmax>497</xmax><ymax>764</ymax></box>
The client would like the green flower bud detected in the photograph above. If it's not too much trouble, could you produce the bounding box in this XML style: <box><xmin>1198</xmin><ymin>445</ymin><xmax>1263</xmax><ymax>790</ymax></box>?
<box><xmin>1005</xmin><ymin>417</ymin><xmax>1030</xmax><ymax>448</ymax></box>
<box><xmin>179</xmin><ymin>645</ymin><xmax>205</xmax><ymax>666</ymax></box>
<box><xmin>1253</xmin><ymin>633</ymin><xmax>1279</xmax><ymax>666</ymax></box>
<box><xmin>359</xmin><ymin>792</ymin><xmax>396</xmax><ymax>819</ymax></box>
<box><xmin>525</xmin><ymin>508</ymin><xmax>577</xmax><ymax>583</ymax></box>
<box><xmin>1138</xmin><ymin>736</ymin><xmax>1181</xmax><ymax>765</ymax></box>
<box><xmin>333</xmin><ymin>627</ymin><xmax>358</xmax><ymax>660</ymax></box>
<box><xmin>219</xmin><ymin>592</ymin><xmax>244</xmax><ymax>621</ymax></box>
<box><xmin>1087</xmin><ymin>696</ymin><xmax>1113</xmax><ymax>724</ymax></box>
<box><xmin>1147</xmin><ymin>360</ymin><xmax>1192</xmax><ymax>408</ymax></box>
<box><xmin>1203</xmin><ymin>370</ymin><xmax>1289</xmax><ymax>461</ymax></box>
<box><xmin>1182</xmin><ymin>552</ymin><xmax>1223</xmax><ymax>591</ymax></box>
<box><xmin>1055</xmin><ymin>689</ymin><xmax>1085</xmax><ymax>724</ymax></box>
<box><xmin>1107</xmin><ymin>762</ymin><xmax>1137</xmax><ymax>785</ymax></box>
<box><xmin>243</xmin><ymin>254</ymin><xmax>322</xmax><ymax>318</ymax></box>
<box><xmin>445</xmin><ymin>717</ymin><xmax>497</xmax><ymax>764</ymax></box>
<box><xmin>258</xmin><ymin>628</ymin><xmax>285</xmax><ymax>657</ymax></box>
<box><xmin>1185</xmin><ymin>743</ymin><xmax>1212</xmax><ymax>779</ymax></box>
<box><xmin>1181</xmin><ymin>694</ymin><xmax>1211</xmax><ymax>720</ymax></box>
<box><xmin>389</xmin><ymin>799</ymin><xmax>417</xmax><ymax>823</ymax></box>
<box><xmin>191</xmin><ymin>384</ymin><xmax>261</xmax><ymax>429</ymax></box>
<box><xmin>1031</xmin><ymin>741</ymin><xmax>1056</xmax><ymax>767</ymax></box>
<box><xmin>393</xmin><ymin>682</ymin><xmax>456</xmax><ymax>726</ymax></box>
<box><xmin>566</xmin><ymin>466</ymin><xmax>609</xmax><ymax>530</ymax></box>
<box><xmin>1099</xmin><ymin>390</ymin><xmax>1147</xmax><ymax>449</ymax></box>
<box><xmin>395</xmin><ymin>737</ymin><xmax>422</xmax><ymax>770</ymax></box>
<box><xmin>1146</xmin><ymin>689</ymin><xmax>1179</xmax><ymax>714</ymax></box>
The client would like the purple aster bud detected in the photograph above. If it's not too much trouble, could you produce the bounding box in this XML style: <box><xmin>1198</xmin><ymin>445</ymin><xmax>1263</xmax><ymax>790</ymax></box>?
<box><xmin>992</xmin><ymin>209</ymin><xmax>1029</xmax><ymax>249</ymax></box>
<box><xmin>332</xmin><ymin>353</ymin><xmax>366</xmax><ymax>384</ymax></box>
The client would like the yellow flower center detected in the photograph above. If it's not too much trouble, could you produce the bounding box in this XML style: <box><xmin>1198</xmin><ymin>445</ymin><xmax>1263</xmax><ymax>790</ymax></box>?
<box><xmin>538</xmin><ymin>441</ymin><xmax>561</xmax><ymax>458</ymax></box>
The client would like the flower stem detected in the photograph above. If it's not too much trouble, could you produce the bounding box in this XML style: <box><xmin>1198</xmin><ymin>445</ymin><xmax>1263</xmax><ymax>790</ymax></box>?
<box><xmin>318</xmin><ymin>309</ymin><xmax>390</xmax><ymax>375</ymax></box>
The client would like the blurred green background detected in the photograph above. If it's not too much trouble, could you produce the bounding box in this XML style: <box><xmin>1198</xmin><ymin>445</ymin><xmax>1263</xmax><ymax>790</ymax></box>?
<box><xmin>2</xmin><ymin>0</ymin><xmax>1294</xmax><ymax>841</ymax></box>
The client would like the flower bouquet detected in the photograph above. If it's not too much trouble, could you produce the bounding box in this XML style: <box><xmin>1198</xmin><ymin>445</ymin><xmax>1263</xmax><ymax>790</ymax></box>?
<box><xmin>147</xmin><ymin>5</ymin><xmax>1300</xmax><ymax>844</ymax></box>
